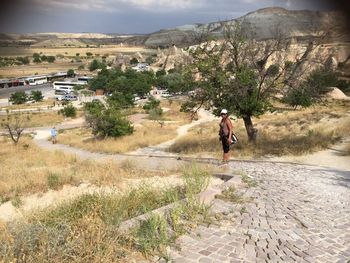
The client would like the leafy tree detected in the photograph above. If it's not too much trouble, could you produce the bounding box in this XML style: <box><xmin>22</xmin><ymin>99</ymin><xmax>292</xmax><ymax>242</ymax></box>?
<box><xmin>145</xmin><ymin>55</ymin><xmax>155</xmax><ymax>65</ymax></box>
<box><xmin>86</xmin><ymin>52</ymin><xmax>93</xmax><ymax>57</ymax></box>
<box><xmin>30</xmin><ymin>90</ymin><xmax>44</xmax><ymax>102</ymax></box>
<box><xmin>89</xmin><ymin>59</ymin><xmax>101</xmax><ymax>71</ymax></box>
<box><xmin>283</xmin><ymin>86</ymin><xmax>313</xmax><ymax>109</ymax></box>
<box><xmin>67</xmin><ymin>69</ymin><xmax>75</xmax><ymax>77</ymax></box>
<box><xmin>33</xmin><ymin>56</ymin><xmax>41</xmax><ymax>63</ymax></box>
<box><xmin>304</xmin><ymin>68</ymin><xmax>338</xmax><ymax>98</ymax></box>
<box><xmin>9</xmin><ymin>91</ymin><xmax>27</xmax><ymax>104</ymax></box>
<box><xmin>182</xmin><ymin>24</ymin><xmax>327</xmax><ymax>142</ymax></box>
<box><xmin>156</xmin><ymin>69</ymin><xmax>167</xmax><ymax>78</ymax></box>
<box><xmin>58</xmin><ymin>104</ymin><xmax>77</xmax><ymax>118</ymax></box>
<box><xmin>130</xmin><ymin>57</ymin><xmax>139</xmax><ymax>65</ymax></box>
<box><xmin>107</xmin><ymin>92</ymin><xmax>134</xmax><ymax>109</ymax></box>
<box><xmin>158</xmin><ymin>73</ymin><xmax>184</xmax><ymax>93</ymax></box>
<box><xmin>16</xmin><ymin>57</ymin><xmax>29</xmax><ymax>65</ymax></box>
<box><xmin>47</xmin><ymin>56</ymin><xmax>55</xmax><ymax>63</ymax></box>
<box><xmin>83</xmin><ymin>100</ymin><xmax>133</xmax><ymax>138</ymax></box>
<box><xmin>41</xmin><ymin>55</ymin><xmax>47</xmax><ymax>61</ymax></box>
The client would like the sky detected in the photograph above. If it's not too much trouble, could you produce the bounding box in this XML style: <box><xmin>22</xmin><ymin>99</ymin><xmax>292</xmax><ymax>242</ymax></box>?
<box><xmin>0</xmin><ymin>0</ymin><xmax>348</xmax><ymax>34</ymax></box>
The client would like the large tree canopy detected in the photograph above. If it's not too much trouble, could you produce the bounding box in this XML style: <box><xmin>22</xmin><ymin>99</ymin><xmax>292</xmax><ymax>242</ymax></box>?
<box><xmin>182</xmin><ymin>23</ymin><xmax>328</xmax><ymax>141</ymax></box>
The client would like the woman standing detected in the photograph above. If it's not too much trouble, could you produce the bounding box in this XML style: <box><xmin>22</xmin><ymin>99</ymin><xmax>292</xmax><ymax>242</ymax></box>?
<box><xmin>219</xmin><ymin>109</ymin><xmax>233</xmax><ymax>164</ymax></box>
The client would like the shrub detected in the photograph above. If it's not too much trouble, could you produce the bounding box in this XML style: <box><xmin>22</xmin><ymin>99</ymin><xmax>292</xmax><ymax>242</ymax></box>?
<box><xmin>93</xmin><ymin>109</ymin><xmax>133</xmax><ymax>137</ymax></box>
<box><xmin>58</xmin><ymin>104</ymin><xmax>77</xmax><ymax>118</ymax></box>
<box><xmin>47</xmin><ymin>56</ymin><xmax>55</xmax><ymax>63</ymax></box>
<box><xmin>9</xmin><ymin>91</ymin><xmax>28</xmax><ymax>104</ymax></box>
<box><xmin>130</xmin><ymin>57</ymin><xmax>138</xmax><ymax>65</ymax></box>
<box><xmin>67</xmin><ymin>69</ymin><xmax>75</xmax><ymax>77</ymax></box>
<box><xmin>30</xmin><ymin>90</ymin><xmax>44</xmax><ymax>102</ymax></box>
<box><xmin>89</xmin><ymin>59</ymin><xmax>104</xmax><ymax>71</ymax></box>
<box><xmin>16</xmin><ymin>56</ymin><xmax>30</xmax><ymax>65</ymax></box>
<box><xmin>84</xmin><ymin>101</ymin><xmax>133</xmax><ymax>138</ymax></box>
<box><xmin>86</xmin><ymin>52</ymin><xmax>93</xmax><ymax>57</ymax></box>
<box><xmin>283</xmin><ymin>86</ymin><xmax>313</xmax><ymax>109</ymax></box>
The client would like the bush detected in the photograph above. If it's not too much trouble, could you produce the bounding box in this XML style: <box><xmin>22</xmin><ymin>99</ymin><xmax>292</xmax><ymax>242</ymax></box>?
<box><xmin>16</xmin><ymin>56</ymin><xmax>30</xmax><ymax>65</ymax></box>
<box><xmin>86</xmin><ymin>52</ymin><xmax>93</xmax><ymax>57</ymax></box>
<box><xmin>30</xmin><ymin>90</ymin><xmax>44</xmax><ymax>102</ymax></box>
<box><xmin>9</xmin><ymin>91</ymin><xmax>28</xmax><ymax>104</ymax></box>
<box><xmin>84</xmin><ymin>101</ymin><xmax>133</xmax><ymax>138</ymax></box>
<box><xmin>89</xmin><ymin>59</ymin><xmax>104</xmax><ymax>71</ymax></box>
<box><xmin>58</xmin><ymin>104</ymin><xmax>77</xmax><ymax>118</ymax></box>
<box><xmin>93</xmin><ymin>109</ymin><xmax>133</xmax><ymax>137</ymax></box>
<box><xmin>130</xmin><ymin>57</ymin><xmax>138</xmax><ymax>65</ymax></box>
<box><xmin>67</xmin><ymin>69</ymin><xmax>75</xmax><ymax>77</ymax></box>
<box><xmin>47</xmin><ymin>56</ymin><xmax>55</xmax><ymax>63</ymax></box>
<box><xmin>283</xmin><ymin>86</ymin><xmax>313</xmax><ymax>109</ymax></box>
<box><xmin>305</xmin><ymin>68</ymin><xmax>339</xmax><ymax>97</ymax></box>
<box><xmin>143</xmin><ymin>96</ymin><xmax>160</xmax><ymax>112</ymax></box>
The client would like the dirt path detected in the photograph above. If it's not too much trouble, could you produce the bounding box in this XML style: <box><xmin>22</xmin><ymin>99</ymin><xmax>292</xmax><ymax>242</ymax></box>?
<box><xmin>128</xmin><ymin>108</ymin><xmax>217</xmax><ymax>155</ymax></box>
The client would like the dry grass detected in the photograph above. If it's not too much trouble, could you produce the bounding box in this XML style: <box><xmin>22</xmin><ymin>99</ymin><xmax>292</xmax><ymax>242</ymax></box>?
<box><xmin>0</xmin><ymin>111</ymin><xmax>64</xmax><ymax>128</ymax></box>
<box><xmin>0</xmin><ymin>138</ymin><xmax>168</xmax><ymax>202</ymax></box>
<box><xmin>0</xmin><ymin>46</ymin><xmax>155</xmax><ymax>57</ymax></box>
<box><xmin>169</xmin><ymin>100</ymin><xmax>350</xmax><ymax>157</ymax></box>
<box><xmin>160</xmin><ymin>99</ymin><xmax>191</xmax><ymax>124</ymax></box>
<box><xmin>0</xmin><ymin>46</ymin><xmax>156</xmax><ymax>78</ymax></box>
<box><xmin>58</xmin><ymin>121</ymin><xmax>178</xmax><ymax>153</ymax></box>
<box><xmin>0</xmin><ymin>99</ymin><xmax>56</xmax><ymax>111</ymax></box>
<box><xmin>0</xmin><ymin>164</ymin><xmax>211</xmax><ymax>262</ymax></box>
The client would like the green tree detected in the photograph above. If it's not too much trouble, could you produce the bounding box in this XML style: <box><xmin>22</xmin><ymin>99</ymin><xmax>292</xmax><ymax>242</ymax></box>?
<box><xmin>67</xmin><ymin>69</ymin><xmax>75</xmax><ymax>77</ymax></box>
<box><xmin>183</xmin><ymin>24</ymin><xmax>326</xmax><ymax>142</ymax></box>
<box><xmin>30</xmin><ymin>90</ymin><xmax>44</xmax><ymax>102</ymax></box>
<box><xmin>89</xmin><ymin>59</ymin><xmax>104</xmax><ymax>71</ymax></box>
<box><xmin>86</xmin><ymin>52</ymin><xmax>93</xmax><ymax>57</ymax></box>
<box><xmin>84</xmin><ymin>100</ymin><xmax>133</xmax><ymax>138</ymax></box>
<box><xmin>9</xmin><ymin>91</ymin><xmax>27</xmax><ymax>104</ymax></box>
<box><xmin>47</xmin><ymin>56</ymin><xmax>55</xmax><ymax>63</ymax></box>
<box><xmin>16</xmin><ymin>57</ymin><xmax>29</xmax><ymax>65</ymax></box>
<box><xmin>58</xmin><ymin>104</ymin><xmax>77</xmax><ymax>118</ymax></box>
<box><xmin>130</xmin><ymin>57</ymin><xmax>139</xmax><ymax>64</ymax></box>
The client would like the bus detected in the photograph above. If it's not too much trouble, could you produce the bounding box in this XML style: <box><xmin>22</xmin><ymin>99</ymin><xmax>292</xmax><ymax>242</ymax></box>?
<box><xmin>26</xmin><ymin>76</ymin><xmax>48</xmax><ymax>86</ymax></box>
<box><xmin>53</xmin><ymin>81</ymin><xmax>86</xmax><ymax>94</ymax></box>
<box><xmin>77</xmin><ymin>76</ymin><xmax>93</xmax><ymax>84</ymax></box>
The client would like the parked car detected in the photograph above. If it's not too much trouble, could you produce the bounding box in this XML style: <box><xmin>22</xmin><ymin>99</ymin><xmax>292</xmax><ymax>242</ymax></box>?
<box><xmin>56</xmin><ymin>94</ymin><xmax>78</xmax><ymax>101</ymax></box>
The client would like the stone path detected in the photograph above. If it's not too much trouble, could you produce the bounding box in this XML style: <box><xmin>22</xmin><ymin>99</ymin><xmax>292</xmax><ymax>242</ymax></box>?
<box><xmin>168</xmin><ymin>162</ymin><xmax>350</xmax><ymax>263</ymax></box>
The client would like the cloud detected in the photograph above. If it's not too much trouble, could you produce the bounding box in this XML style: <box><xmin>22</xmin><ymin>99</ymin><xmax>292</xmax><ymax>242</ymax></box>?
<box><xmin>31</xmin><ymin>0</ymin><xmax>205</xmax><ymax>12</ymax></box>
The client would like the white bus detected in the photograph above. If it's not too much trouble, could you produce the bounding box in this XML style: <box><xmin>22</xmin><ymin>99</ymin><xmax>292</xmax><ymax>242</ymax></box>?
<box><xmin>26</xmin><ymin>76</ymin><xmax>48</xmax><ymax>86</ymax></box>
<box><xmin>53</xmin><ymin>81</ymin><xmax>86</xmax><ymax>94</ymax></box>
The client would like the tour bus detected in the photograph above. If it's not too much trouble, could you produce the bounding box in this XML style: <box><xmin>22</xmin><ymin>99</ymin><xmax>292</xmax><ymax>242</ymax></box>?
<box><xmin>26</xmin><ymin>75</ymin><xmax>48</xmax><ymax>86</ymax></box>
<box><xmin>53</xmin><ymin>81</ymin><xmax>86</xmax><ymax>94</ymax></box>
<box><xmin>77</xmin><ymin>76</ymin><xmax>93</xmax><ymax>84</ymax></box>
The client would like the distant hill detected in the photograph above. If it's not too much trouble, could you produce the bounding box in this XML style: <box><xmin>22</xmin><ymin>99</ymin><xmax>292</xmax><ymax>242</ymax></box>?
<box><xmin>0</xmin><ymin>7</ymin><xmax>348</xmax><ymax>48</ymax></box>
<box><xmin>139</xmin><ymin>7</ymin><xmax>349</xmax><ymax>47</ymax></box>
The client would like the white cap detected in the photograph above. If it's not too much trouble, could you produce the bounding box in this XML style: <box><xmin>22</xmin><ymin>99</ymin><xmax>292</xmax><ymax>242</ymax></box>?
<box><xmin>220</xmin><ymin>109</ymin><xmax>228</xmax><ymax>114</ymax></box>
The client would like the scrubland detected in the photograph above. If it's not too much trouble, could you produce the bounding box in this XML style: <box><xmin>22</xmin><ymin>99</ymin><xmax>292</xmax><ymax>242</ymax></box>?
<box><xmin>169</xmin><ymin>100</ymin><xmax>350</xmax><ymax>158</ymax></box>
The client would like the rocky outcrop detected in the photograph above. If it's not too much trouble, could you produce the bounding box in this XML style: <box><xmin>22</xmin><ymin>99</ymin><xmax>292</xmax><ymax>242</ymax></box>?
<box><xmin>140</xmin><ymin>7</ymin><xmax>349</xmax><ymax>47</ymax></box>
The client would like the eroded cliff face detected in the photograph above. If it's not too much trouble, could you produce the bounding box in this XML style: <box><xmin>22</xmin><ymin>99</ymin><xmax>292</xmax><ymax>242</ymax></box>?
<box><xmin>142</xmin><ymin>7</ymin><xmax>349</xmax><ymax>47</ymax></box>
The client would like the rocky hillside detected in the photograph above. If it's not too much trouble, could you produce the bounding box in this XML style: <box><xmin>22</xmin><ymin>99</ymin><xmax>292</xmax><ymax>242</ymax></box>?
<box><xmin>0</xmin><ymin>7</ymin><xmax>348</xmax><ymax>48</ymax></box>
<box><xmin>140</xmin><ymin>7</ymin><xmax>349</xmax><ymax>47</ymax></box>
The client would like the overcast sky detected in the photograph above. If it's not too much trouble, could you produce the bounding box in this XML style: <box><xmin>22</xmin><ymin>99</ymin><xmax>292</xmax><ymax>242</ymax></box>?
<box><xmin>0</xmin><ymin>0</ymin><xmax>346</xmax><ymax>34</ymax></box>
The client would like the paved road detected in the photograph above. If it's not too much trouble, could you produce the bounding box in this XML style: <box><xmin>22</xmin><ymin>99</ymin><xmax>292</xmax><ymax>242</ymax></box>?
<box><xmin>169</xmin><ymin>161</ymin><xmax>350</xmax><ymax>263</ymax></box>
<box><xmin>0</xmin><ymin>83</ymin><xmax>53</xmax><ymax>98</ymax></box>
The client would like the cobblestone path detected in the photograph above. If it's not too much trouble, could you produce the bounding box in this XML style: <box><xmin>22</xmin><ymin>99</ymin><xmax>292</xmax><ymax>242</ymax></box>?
<box><xmin>169</xmin><ymin>161</ymin><xmax>350</xmax><ymax>263</ymax></box>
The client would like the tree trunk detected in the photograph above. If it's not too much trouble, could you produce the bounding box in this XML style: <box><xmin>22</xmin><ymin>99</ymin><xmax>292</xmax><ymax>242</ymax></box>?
<box><xmin>243</xmin><ymin>115</ymin><xmax>258</xmax><ymax>142</ymax></box>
